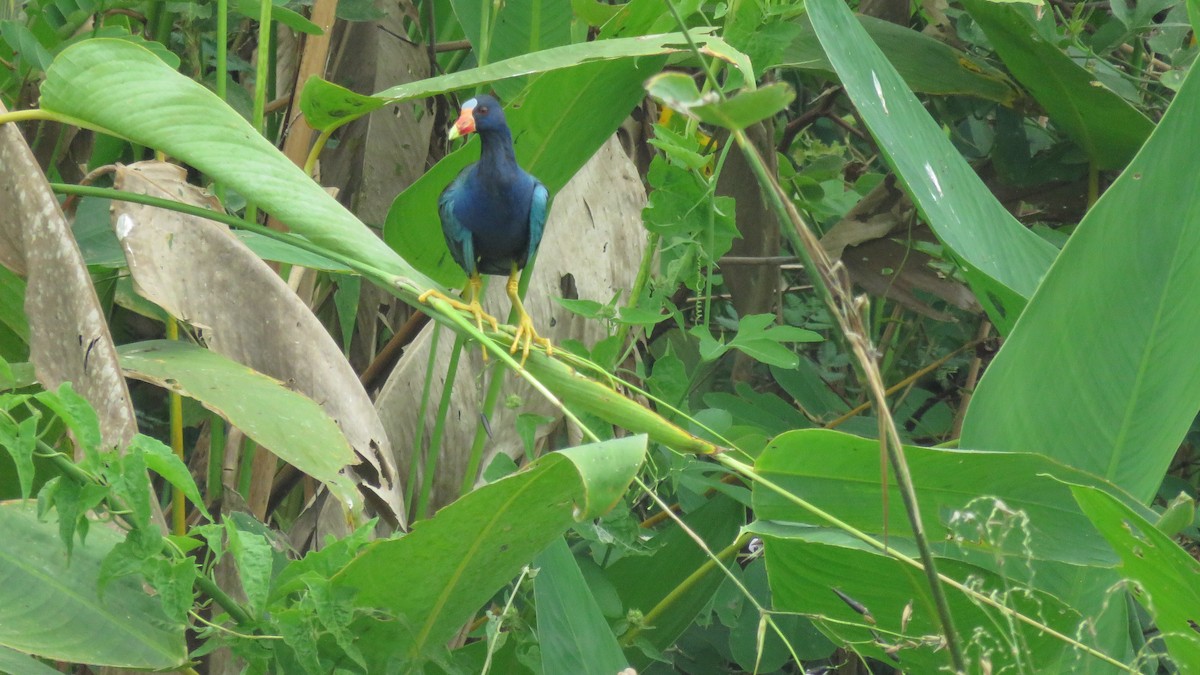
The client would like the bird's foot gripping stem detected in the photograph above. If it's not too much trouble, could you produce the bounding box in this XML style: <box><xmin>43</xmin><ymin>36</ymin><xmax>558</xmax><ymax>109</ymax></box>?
<box><xmin>510</xmin><ymin>311</ymin><xmax>553</xmax><ymax>368</ymax></box>
<box><xmin>418</xmin><ymin>278</ymin><xmax>501</xmax><ymax>361</ymax></box>
<box><xmin>506</xmin><ymin>266</ymin><xmax>553</xmax><ymax>368</ymax></box>
<box><xmin>417</xmin><ymin>289</ymin><xmax>499</xmax><ymax>334</ymax></box>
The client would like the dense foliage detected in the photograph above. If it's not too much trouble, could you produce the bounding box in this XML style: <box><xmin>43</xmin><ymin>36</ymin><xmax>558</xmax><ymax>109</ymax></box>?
<box><xmin>1</xmin><ymin>0</ymin><xmax>1198</xmax><ymax>673</ymax></box>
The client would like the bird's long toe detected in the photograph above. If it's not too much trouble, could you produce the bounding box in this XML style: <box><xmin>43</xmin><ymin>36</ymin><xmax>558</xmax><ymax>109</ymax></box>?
<box><xmin>510</xmin><ymin>313</ymin><xmax>551</xmax><ymax>367</ymax></box>
<box><xmin>418</xmin><ymin>289</ymin><xmax>501</xmax><ymax>334</ymax></box>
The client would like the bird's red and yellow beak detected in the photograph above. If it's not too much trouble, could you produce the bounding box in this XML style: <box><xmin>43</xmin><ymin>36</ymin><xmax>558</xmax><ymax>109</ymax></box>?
<box><xmin>448</xmin><ymin>102</ymin><xmax>477</xmax><ymax>141</ymax></box>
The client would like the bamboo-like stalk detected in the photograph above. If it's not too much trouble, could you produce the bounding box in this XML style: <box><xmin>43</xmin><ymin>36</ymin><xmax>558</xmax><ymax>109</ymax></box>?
<box><xmin>660</xmin><ymin>1</ymin><xmax>967</xmax><ymax>669</ymax></box>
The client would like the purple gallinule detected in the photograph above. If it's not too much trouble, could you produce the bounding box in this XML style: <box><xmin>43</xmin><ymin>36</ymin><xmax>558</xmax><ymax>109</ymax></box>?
<box><xmin>419</xmin><ymin>95</ymin><xmax>552</xmax><ymax>365</ymax></box>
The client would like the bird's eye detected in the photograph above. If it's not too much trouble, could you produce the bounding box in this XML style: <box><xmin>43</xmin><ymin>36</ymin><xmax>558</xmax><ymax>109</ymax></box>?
<box><xmin>477</xmin><ymin>106</ymin><xmax>489</xmax><ymax>115</ymax></box>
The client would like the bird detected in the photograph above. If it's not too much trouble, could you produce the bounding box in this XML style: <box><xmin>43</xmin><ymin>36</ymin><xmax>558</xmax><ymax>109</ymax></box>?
<box><xmin>418</xmin><ymin>94</ymin><xmax>552</xmax><ymax>366</ymax></box>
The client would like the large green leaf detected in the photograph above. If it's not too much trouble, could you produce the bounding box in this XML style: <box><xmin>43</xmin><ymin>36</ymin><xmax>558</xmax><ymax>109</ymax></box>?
<box><xmin>962</xmin><ymin>0</ymin><xmax>1153</xmax><ymax>170</ymax></box>
<box><xmin>783</xmin><ymin>13</ymin><xmax>1019</xmax><ymax>105</ymax></box>
<box><xmin>752</xmin><ymin>429</ymin><xmax>1154</xmax><ymax>569</ymax></box>
<box><xmin>0</xmin><ymin>502</ymin><xmax>185</xmax><ymax>669</ymax></box>
<box><xmin>807</xmin><ymin>0</ymin><xmax>1059</xmax><ymax>333</ymax></box>
<box><xmin>117</xmin><ymin>340</ymin><xmax>359</xmax><ymax>510</ymax></box>
<box><xmin>0</xmin><ymin>646</ymin><xmax>62</xmax><ymax>675</ymax></box>
<box><xmin>39</xmin><ymin>39</ymin><xmax>435</xmax><ymax>293</ymax></box>
<box><xmin>750</xmin><ymin>521</ymin><xmax>1127</xmax><ymax>673</ymax></box>
<box><xmin>534</xmin><ymin>537</ymin><xmax>628</xmax><ymax>674</ymax></box>
<box><xmin>450</xmin><ymin>0</ymin><xmax>573</xmax><ymax>100</ymax></box>
<box><xmin>1071</xmin><ymin>484</ymin><xmax>1200</xmax><ymax>671</ymax></box>
<box><xmin>299</xmin><ymin>28</ymin><xmax>725</xmax><ymax>132</ymax></box>
<box><xmin>960</xmin><ymin>61</ymin><xmax>1200</xmax><ymax>503</ymax></box>
<box><xmin>334</xmin><ymin>436</ymin><xmax>645</xmax><ymax>669</ymax></box>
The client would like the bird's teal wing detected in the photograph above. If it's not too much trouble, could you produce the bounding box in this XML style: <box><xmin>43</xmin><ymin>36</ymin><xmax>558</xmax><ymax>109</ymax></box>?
<box><xmin>438</xmin><ymin>170</ymin><xmax>476</xmax><ymax>275</ymax></box>
<box><xmin>524</xmin><ymin>181</ymin><xmax>549</xmax><ymax>265</ymax></box>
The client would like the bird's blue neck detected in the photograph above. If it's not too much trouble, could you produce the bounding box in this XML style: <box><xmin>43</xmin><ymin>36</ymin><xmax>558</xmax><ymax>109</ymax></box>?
<box><xmin>477</xmin><ymin>127</ymin><xmax>520</xmax><ymax>185</ymax></box>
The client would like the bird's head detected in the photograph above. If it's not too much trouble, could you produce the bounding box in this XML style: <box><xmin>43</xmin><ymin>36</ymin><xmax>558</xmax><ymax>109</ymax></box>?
<box><xmin>448</xmin><ymin>95</ymin><xmax>506</xmax><ymax>141</ymax></box>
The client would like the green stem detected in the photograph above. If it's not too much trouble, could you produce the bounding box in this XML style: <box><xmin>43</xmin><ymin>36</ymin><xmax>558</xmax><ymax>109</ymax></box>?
<box><xmin>215</xmin><ymin>0</ymin><xmax>229</xmax><ymax>205</ymax></box>
<box><xmin>216</xmin><ymin>0</ymin><xmax>228</xmax><ymax>102</ymax></box>
<box><xmin>623</xmin><ymin>476</ymin><xmax>802</xmax><ymax>665</ymax></box>
<box><xmin>459</xmin><ymin>264</ymin><xmax>539</xmax><ymax>496</ymax></box>
<box><xmin>207</xmin><ymin>412</ymin><xmax>226</xmax><ymax>506</ymax></box>
<box><xmin>246</xmin><ymin>0</ymin><xmax>273</xmax><ymax>224</ymax></box>
<box><xmin>426</xmin><ymin>297</ymin><xmax>600</xmax><ymax>444</ymax></box>
<box><xmin>621</xmin><ymin>537</ymin><xmax>741</xmax><ymax>646</ymax></box>
<box><xmin>614</xmin><ymin>232</ymin><xmax>660</xmax><ymax>351</ymax></box>
<box><xmin>47</xmin><ymin>184</ymin><xmax>409</xmax><ymax>293</ymax></box>
<box><xmin>0</xmin><ymin>109</ymin><xmax>127</xmax><ymax>140</ymax></box>
<box><xmin>461</xmin><ymin>363</ymin><xmax>506</xmax><ymax>496</ymax></box>
<box><xmin>409</xmin><ymin>321</ymin><xmax>442</xmax><ymax>517</ymax></box>
<box><xmin>167</xmin><ymin>317</ymin><xmax>186</xmax><ymax>536</ymax></box>
<box><xmin>415</xmin><ymin>331</ymin><xmax>468</xmax><ymax>520</ymax></box>
<box><xmin>662</xmin><ymin>0</ymin><xmax>965</xmax><ymax>668</ymax></box>
<box><xmin>716</xmin><ymin>454</ymin><xmax>1135</xmax><ymax>672</ymax></box>
<box><xmin>194</xmin><ymin>572</ymin><xmax>254</xmax><ymax>626</ymax></box>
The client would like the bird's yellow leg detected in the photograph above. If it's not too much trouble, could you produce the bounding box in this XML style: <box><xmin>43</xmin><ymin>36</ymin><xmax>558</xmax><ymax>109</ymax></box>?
<box><xmin>418</xmin><ymin>274</ymin><xmax>500</xmax><ymax>333</ymax></box>
<box><xmin>506</xmin><ymin>262</ymin><xmax>552</xmax><ymax>367</ymax></box>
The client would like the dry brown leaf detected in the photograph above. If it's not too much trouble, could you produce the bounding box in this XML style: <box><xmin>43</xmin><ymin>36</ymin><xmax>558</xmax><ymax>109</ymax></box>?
<box><xmin>320</xmin><ymin>12</ymin><xmax>434</xmax><ymax>224</ymax></box>
<box><xmin>316</xmin><ymin>17</ymin><xmax>435</xmax><ymax>372</ymax></box>
<box><xmin>820</xmin><ymin>176</ymin><xmax>980</xmax><ymax>318</ymax></box>
<box><xmin>110</xmin><ymin>161</ymin><xmax>406</xmax><ymax>529</ymax></box>
<box><xmin>375</xmin><ymin>136</ymin><xmax>648</xmax><ymax>511</ymax></box>
<box><xmin>0</xmin><ymin>105</ymin><xmax>137</xmax><ymax>451</ymax></box>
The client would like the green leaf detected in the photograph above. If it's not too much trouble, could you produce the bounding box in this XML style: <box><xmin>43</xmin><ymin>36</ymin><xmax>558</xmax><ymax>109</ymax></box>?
<box><xmin>0</xmin><ymin>416</ymin><xmax>37</xmax><ymax>499</ymax></box>
<box><xmin>233</xmin><ymin>0</ymin><xmax>322</xmax><ymax>35</ymax></box>
<box><xmin>335</xmin><ymin>436</ymin><xmax>645</xmax><ymax>668</ymax></box>
<box><xmin>571</xmin><ymin>0</ymin><xmax>625</xmax><ymax>26</ymax></box>
<box><xmin>40</xmin><ymin>39</ymin><xmax>433</xmax><ymax>291</ymax></box>
<box><xmin>726</xmin><ymin>315</ymin><xmax>821</xmax><ymax>369</ymax></box>
<box><xmin>335</xmin><ymin>0</ymin><xmax>385</xmax><ymax>21</ymax></box>
<box><xmin>749</xmin><ymin>520</ymin><xmax>1122</xmax><ymax>672</ymax></box>
<box><xmin>0</xmin><ymin>362</ymin><xmax>36</xmax><ymax>390</ymax></box>
<box><xmin>704</xmin><ymin>383</ymin><xmax>814</xmax><ymax>437</ymax></box>
<box><xmin>34</xmin><ymin>382</ymin><xmax>103</xmax><ymax>456</ymax></box>
<box><xmin>963</xmin><ymin>0</ymin><xmax>1153</xmax><ymax>169</ymax></box>
<box><xmin>0</xmin><ymin>20</ymin><xmax>54</xmax><ymax>74</ymax></box>
<box><xmin>1155</xmin><ymin>491</ymin><xmax>1195</xmax><ymax>538</ymax></box>
<box><xmin>128</xmin><ymin>435</ymin><xmax>211</xmax><ymax>521</ymax></box>
<box><xmin>37</xmin><ymin>476</ymin><xmax>109</xmax><ymax>557</ymax></box>
<box><xmin>960</xmin><ymin>63</ymin><xmax>1200</xmax><ymax>502</ymax></box>
<box><xmin>226</xmin><ymin>517</ymin><xmax>276</xmax><ymax>618</ymax></box>
<box><xmin>333</xmin><ymin>274</ymin><xmax>361</xmax><ymax>356</ymax></box>
<box><xmin>450</xmin><ymin>0</ymin><xmax>574</xmax><ymax>100</ymax></box>
<box><xmin>80</xmin><ymin>26</ymin><xmax>182</xmax><ymax>69</ymax></box>
<box><xmin>0</xmin><ymin>266</ymin><xmax>29</xmax><ymax>346</ymax></box>
<box><xmin>690</xmin><ymin>325</ymin><xmax>729</xmax><ymax>362</ymax></box>
<box><xmin>645</xmin><ymin>73</ymin><xmax>796</xmax><ymax>130</ymax></box>
<box><xmin>300</xmin><ymin>29</ymin><xmax>720</xmax><ymax>132</ymax></box>
<box><xmin>1071</xmin><ymin>484</ymin><xmax>1200</xmax><ymax>671</ymax></box>
<box><xmin>0</xmin><ymin>502</ymin><xmax>185</xmax><ymax>668</ymax></box>
<box><xmin>234</xmin><ymin>231</ymin><xmax>353</xmax><ymax>271</ymax></box>
<box><xmin>534</xmin><ymin>538</ymin><xmax>628</xmax><ymax>674</ymax></box>
<box><xmin>608</xmin><ymin>494</ymin><xmax>744</xmax><ymax>667</ymax></box>
<box><xmin>117</xmin><ymin>340</ymin><xmax>359</xmax><ymax>511</ymax></box>
<box><xmin>752</xmin><ymin>429</ymin><xmax>1154</xmax><ymax>568</ymax></box>
<box><xmin>0</xmin><ymin>645</ymin><xmax>63</xmax><ymax>675</ymax></box>
<box><xmin>782</xmin><ymin>14</ymin><xmax>1019</xmax><ymax>105</ymax></box>
<box><xmin>807</xmin><ymin>0</ymin><xmax>1059</xmax><ymax>333</ymax></box>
